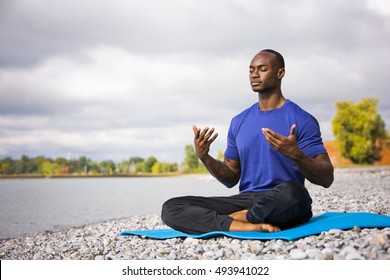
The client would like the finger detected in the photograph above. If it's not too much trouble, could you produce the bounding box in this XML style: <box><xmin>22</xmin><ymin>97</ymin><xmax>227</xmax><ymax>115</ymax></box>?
<box><xmin>264</xmin><ymin>133</ymin><xmax>279</xmax><ymax>149</ymax></box>
<box><xmin>199</xmin><ymin>127</ymin><xmax>209</xmax><ymax>139</ymax></box>
<box><xmin>203</xmin><ymin>127</ymin><xmax>215</xmax><ymax>140</ymax></box>
<box><xmin>207</xmin><ymin>132</ymin><xmax>219</xmax><ymax>144</ymax></box>
<box><xmin>262</xmin><ymin>128</ymin><xmax>283</xmax><ymax>140</ymax></box>
<box><xmin>192</xmin><ymin>125</ymin><xmax>200</xmax><ymax>138</ymax></box>
<box><xmin>289</xmin><ymin>124</ymin><xmax>297</xmax><ymax>137</ymax></box>
<box><xmin>262</xmin><ymin>128</ymin><xmax>281</xmax><ymax>147</ymax></box>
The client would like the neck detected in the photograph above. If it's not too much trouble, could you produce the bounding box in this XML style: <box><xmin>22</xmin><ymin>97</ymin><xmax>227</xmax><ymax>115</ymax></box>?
<box><xmin>258</xmin><ymin>91</ymin><xmax>286</xmax><ymax>111</ymax></box>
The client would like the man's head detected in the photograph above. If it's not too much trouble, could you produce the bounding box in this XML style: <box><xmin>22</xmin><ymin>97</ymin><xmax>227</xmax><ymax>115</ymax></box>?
<box><xmin>249</xmin><ymin>49</ymin><xmax>285</xmax><ymax>93</ymax></box>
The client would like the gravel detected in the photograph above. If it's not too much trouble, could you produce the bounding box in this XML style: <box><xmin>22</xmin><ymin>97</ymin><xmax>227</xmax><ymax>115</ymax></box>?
<box><xmin>1</xmin><ymin>167</ymin><xmax>389</xmax><ymax>260</ymax></box>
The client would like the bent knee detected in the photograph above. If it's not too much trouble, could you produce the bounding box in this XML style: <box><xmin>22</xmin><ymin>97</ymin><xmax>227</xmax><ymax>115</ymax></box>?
<box><xmin>161</xmin><ymin>198</ymin><xmax>175</xmax><ymax>224</ymax></box>
<box><xmin>279</xmin><ymin>180</ymin><xmax>312</xmax><ymax>202</ymax></box>
<box><xmin>160</xmin><ymin>196</ymin><xmax>187</xmax><ymax>225</ymax></box>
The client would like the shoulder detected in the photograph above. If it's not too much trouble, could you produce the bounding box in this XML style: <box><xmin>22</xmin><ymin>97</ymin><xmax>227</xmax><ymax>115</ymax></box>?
<box><xmin>286</xmin><ymin>100</ymin><xmax>318</xmax><ymax>123</ymax></box>
<box><xmin>232</xmin><ymin>103</ymin><xmax>258</xmax><ymax>122</ymax></box>
<box><xmin>285</xmin><ymin>100</ymin><xmax>311</xmax><ymax>116</ymax></box>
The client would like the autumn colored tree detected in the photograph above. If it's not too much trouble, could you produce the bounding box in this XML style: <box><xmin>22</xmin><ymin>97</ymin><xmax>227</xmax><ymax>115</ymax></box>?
<box><xmin>332</xmin><ymin>98</ymin><xmax>386</xmax><ymax>164</ymax></box>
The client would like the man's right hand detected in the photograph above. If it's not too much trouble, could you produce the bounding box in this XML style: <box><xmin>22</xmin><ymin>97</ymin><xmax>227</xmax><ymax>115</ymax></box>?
<box><xmin>192</xmin><ymin>125</ymin><xmax>218</xmax><ymax>161</ymax></box>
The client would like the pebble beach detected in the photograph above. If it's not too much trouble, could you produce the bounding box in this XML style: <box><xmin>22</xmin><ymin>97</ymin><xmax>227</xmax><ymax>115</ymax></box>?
<box><xmin>1</xmin><ymin>167</ymin><xmax>389</xmax><ymax>260</ymax></box>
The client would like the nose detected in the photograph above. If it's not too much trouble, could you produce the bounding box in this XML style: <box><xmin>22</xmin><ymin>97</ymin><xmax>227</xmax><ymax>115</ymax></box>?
<box><xmin>250</xmin><ymin>69</ymin><xmax>259</xmax><ymax>79</ymax></box>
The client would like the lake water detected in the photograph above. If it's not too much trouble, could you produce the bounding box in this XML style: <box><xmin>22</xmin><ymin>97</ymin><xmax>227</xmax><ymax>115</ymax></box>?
<box><xmin>0</xmin><ymin>175</ymin><xmax>237</xmax><ymax>240</ymax></box>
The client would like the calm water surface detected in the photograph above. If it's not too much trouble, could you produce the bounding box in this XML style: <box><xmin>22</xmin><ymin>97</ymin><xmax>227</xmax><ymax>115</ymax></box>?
<box><xmin>0</xmin><ymin>175</ymin><xmax>236</xmax><ymax>239</ymax></box>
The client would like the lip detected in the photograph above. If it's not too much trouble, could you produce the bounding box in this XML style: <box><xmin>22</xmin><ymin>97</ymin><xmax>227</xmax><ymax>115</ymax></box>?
<box><xmin>251</xmin><ymin>81</ymin><xmax>261</xmax><ymax>86</ymax></box>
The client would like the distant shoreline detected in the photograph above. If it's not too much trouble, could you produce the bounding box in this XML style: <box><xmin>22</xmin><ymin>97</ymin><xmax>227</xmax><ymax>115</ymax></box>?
<box><xmin>1</xmin><ymin>165</ymin><xmax>389</xmax><ymax>179</ymax></box>
<box><xmin>0</xmin><ymin>173</ymin><xmax>182</xmax><ymax>179</ymax></box>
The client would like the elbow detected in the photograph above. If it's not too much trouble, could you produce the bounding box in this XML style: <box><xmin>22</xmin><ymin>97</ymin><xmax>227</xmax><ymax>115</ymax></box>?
<box><xmin>221</xmin><ymin>169</ymin><xmax>240</xmax><ymax>188</ymax></box>
<box><xmin>312</xmin><ymin>177</ymin><xmax>333</xmax><ymax>188</ymax></box>
<box><xmin>322</xmin><ymin>178</ymin><xmax>333</xmax><ymax>188</ymax></box>
<box><xmin>221</xmin><ymin>176</ymin><xmax>240</xmax><ymax>188</ymax></box>
<box><xmin>223</xmin><ymin>183</ymin><xmax>235</xmax><ymax>188</ymax></box>
<box><xmin>223</xmin><ymin>179</ymin><xmax>239</xmax><ymax>188</ymax></box>
<box><xmin>322</xmin><ymin>167</ymin><xmax>334</xmax><ymax>188</ymax></box>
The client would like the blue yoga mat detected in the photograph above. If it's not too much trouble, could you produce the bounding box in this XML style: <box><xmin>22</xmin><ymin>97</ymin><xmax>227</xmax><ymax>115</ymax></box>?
<box><xmin>120</xmin><ymin>212</ymin><xmax>390</xmax><ymax>240</ymax></box>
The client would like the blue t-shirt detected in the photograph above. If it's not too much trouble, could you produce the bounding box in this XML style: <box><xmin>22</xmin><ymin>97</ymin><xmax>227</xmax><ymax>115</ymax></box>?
<box><xmin>224</xmin><ymin>100</ymin><xmax>327</xmax><ymax>193</ymax></box>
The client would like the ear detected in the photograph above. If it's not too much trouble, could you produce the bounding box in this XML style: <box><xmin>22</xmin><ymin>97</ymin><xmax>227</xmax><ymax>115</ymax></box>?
<box><xmin>277</xmin><ymin>68</ymin><xmax>285</xmax><ymax>79</ymax></box>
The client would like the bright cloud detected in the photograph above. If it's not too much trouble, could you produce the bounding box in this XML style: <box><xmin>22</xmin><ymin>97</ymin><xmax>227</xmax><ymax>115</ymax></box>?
<box><xmin>0</xmin><ymin>0</ymin><xmax>389</xmax><ymax>163</ymax></box>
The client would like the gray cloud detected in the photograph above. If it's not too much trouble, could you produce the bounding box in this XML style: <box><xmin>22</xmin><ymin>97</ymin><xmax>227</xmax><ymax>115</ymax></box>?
<box><xmin>0</xmin><ymin>0</ymin><xmax>389</xmax><ymax>162</ymax></box>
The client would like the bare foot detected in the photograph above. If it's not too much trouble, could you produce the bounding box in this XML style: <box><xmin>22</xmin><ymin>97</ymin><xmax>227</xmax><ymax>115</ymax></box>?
<box><xmin>229</xmin><ymin>220</ymin><xmax>281</xmax><ymax>232</ymax></box>
<box><xmin>229</xmin><ymin>209</ymin><xmax>249</xmax><ymax>222</ymax></box>
<box><xmin>255</xmin><ymin>223</ymin><xmax>281</xmax><ymax>232</ymax></box>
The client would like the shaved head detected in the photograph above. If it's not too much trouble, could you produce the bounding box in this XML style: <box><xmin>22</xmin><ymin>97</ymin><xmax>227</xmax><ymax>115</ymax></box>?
<box><xmin>259</xmin><ymin>49</ymin><xmax>285</xmax><ymax>70</ymax></box>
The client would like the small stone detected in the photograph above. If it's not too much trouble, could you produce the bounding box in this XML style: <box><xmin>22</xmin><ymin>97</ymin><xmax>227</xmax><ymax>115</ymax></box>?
<box><xmin>339</xmin><ymin>246</ymin><xmax>358</xmax><ymax>258</ymax></box>
<box><xmin>321</xmin><ymin>248</ymin><xmax>334</xmax><ymax>260</ymax></box>
<box><xmin>273</xmin><ymin>244</ymin><xmax>283</xmax><ymax>254</ymax></box>
<box><xmin>167</xmin><ymin>251</ymin><xmax>176</xmax><ymax>259</ymax></box>
<box><xmin>33</xmin><ymin>252</ymin><xmax>41</xmax><ymax>260</ymax></box>
<box><xmin>195</xmin><ymin>245</ymin><xmax>204</xmax><ymax>253</ymax></box>
<box><xmin>346</xmin><ymin>252</ymin><xmax>364</xmax><ymax>260</ymax></box>
<box><xmin>328</xmin><ymin>229</ymin><xmax>342</xmax><ymax>235</ymax></box>
<box><xmin>367</xmin><ymin>201</ymin><xmax>376</xmax><ymax>208</ymax></box>
<box><xmin>215</xmin><ymin>249</ymin><xmax>224</xmax><ymax>258</ymax></box>
<box><xmin>185</xmin><ymin>248</ymin><xmax>197</xmax><ymax>257</ymax></box>
<box><xmin>368</xmin><ymin>233</ymin><xmax>389</xmax><ymax>247</ymax></box>
<box><xmin>274</xmin><ymin>254</ymin><xmax>287</xmax><ymax>260</ymax></box>
<box><xmin>202</xmin><ymin>251</ymin><xmax>215</xmax><ymax>258</ymax></box>
<box><xmin>305</xmin><ymin>249</ymin><xmax>323</xmax><ymax>260</ymax></box>
<box><xmin>224</xmin><ymin>248</ymin><xmax>234</xmax><ymax>258</ymax></box>
<box><xmin>290</xmin><ymin>249</ymin><xmax>307</xmax><ymax>260</ymax></box>
<box><xmin>184</xmin><ymin>237</ymin><xmax>199</xmax><ymax>245</ymax></box>
<box><xmin>353</xmin><ymin>226</ymin><xmax>361</xmax><ymax>232</ymax></box>
<box><xmin>45</xmin><ymin>246</ymin><xmax>55</xmax><ymax>255</ymax></box>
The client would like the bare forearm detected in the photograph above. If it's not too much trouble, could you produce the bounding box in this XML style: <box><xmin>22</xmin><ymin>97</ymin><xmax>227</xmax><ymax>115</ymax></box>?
<box><xmin>262</xmin><ymin>125</ymin><xmax>334</xmax><ymax>187</ymax></box>
<box><xmin>201</xmin><ymin>155</ymin><xmax>240</xmax><ymax>188</ymax></box>
<box><xmin>192</xmin><ymin>126</ymin><xmax>240</xmax><ymax>187</ymax></box>
<box><xmin>290</xmin><ymin>151</ymin><xmax>334</xmax><ymax>188</ymax></box>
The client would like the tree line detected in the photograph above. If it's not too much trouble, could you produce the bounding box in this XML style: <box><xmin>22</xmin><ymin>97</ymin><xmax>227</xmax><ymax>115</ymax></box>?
<box><xmin>0</xmin><ymin>145</ymin><xmax>211</xmax><ymax>176</ymax></box>
<box><xmin>0</xmin><ymin>155</ymin><xmax>179</xmax><ymax>176</ymax></box>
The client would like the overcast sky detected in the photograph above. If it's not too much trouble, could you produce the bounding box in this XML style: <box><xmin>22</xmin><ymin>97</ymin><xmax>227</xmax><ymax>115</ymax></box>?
<box><xmin>0</xmin><ymin>0</ymin><xmax>389</xmax><ymax>163</ymax></box>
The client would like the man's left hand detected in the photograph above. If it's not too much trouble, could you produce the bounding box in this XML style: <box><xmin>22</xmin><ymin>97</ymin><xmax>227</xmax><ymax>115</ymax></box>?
<box><xmin>262</xmin><ymin>124</ymin><xmax>300</xmax><ymax>158</ymax></box>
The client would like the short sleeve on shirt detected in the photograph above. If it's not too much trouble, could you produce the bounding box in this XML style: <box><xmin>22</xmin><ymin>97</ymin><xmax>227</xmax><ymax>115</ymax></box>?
<box><xmin>224</xmin><ymin>119</ymin><xmax>240</xmax><ymax>160</ymax></box>
<box><xmin>298</xmin><ymin>116</ymin><xmax>327</xmax><ymax>158</ymax></box>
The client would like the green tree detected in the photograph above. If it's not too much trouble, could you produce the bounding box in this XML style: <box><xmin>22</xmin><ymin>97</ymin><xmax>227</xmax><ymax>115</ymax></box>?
<box><xmin>13</xmin><ymin>159</ymin><xmax>25</xmax><ymax>174</ymax></box>
<box><xmin>163</xmin><ymin>162</ymin><xmax>178</xmax><ymax>173</ymax></box>
<box><xmin>22</xmin><ymin>155</ymin><xmax>37</xmax><ymax>174</ymax></box>
<box><xmin>117</xmin><ymin>160</ymin><xmax>130</xmax><ymax>174</ymax></box>
<box><xmin>55</xmin><ymin>157</ymin><xmax>68</xmax><ymax>167</ymax></box>
<box><xmin>145</xmin><ymin>156</ymin><xmax>157</xmax><ymax>173</ymax></box>
<box><xmin>1</xmin><ymin>157</ymin><xmax>15</xmax><ymax>174</ymax></box>
<box><xmin>40</xmin><ymin>161</ymin><xmax>58</xmax><ymax>176</ymax></box>
<box><xmin>129</xmin><ymin>157</ymin><xmax>144</xmax><ymax>165</ymax></box>
<box><xmin>78</xmin><ymin>156</ymin><xmax>90</xmax><ymax>173</ymax></box>
<box><xmin>184</xmin><ymin>145</ymin><xmax>199</xmax><ymax>169</ymax></box>
<box><xmin>129</xmin><ymin>157</ymin><xmax>144</xmax><ymax>173</ymax></box>
<box><xmin>99</xmin><ymin>160</ymin><xmax>116</xmax><ymax>174</ymax></box>
<box><xmin>332</xmin><ymin>98</ymin><xmax>386</xmax><ymax>164</ymax></box>
<box><xmin>135</xmin><ymin>162</ymin><xmax>146</xmax><ymax>173</ymax></box>
<box><xmin>0</xmin><ymin>162</ymin><xmax>11</xmax><ymax>174</ymax></box>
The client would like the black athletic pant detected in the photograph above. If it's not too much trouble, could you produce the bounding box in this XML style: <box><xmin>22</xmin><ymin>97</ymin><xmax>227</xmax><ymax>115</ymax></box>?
<box><xmin>161</xmin><ymin>180</ymin><xmax>312</xmax><ymax>234</ymax></box>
